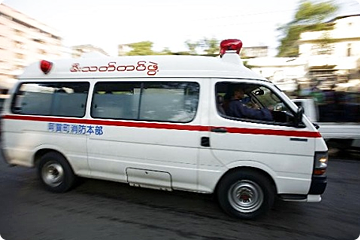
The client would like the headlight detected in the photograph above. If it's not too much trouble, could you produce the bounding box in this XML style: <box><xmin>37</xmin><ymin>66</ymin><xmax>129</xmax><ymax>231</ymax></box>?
<box><xmin>313</xmin><ymin>152</ymin><xmax>328</xmax><ymax>175</ymax></box>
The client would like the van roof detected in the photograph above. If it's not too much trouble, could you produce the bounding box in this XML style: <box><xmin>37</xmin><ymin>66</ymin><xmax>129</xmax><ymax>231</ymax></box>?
<box><xmin>19</xmin><ymin>54</ymin><xmax>267</xmax><ymax>80</ymax></box>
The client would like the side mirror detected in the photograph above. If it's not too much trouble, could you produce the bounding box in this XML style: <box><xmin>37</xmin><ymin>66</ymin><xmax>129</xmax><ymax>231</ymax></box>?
<box><xmin>294</xmin><ymin>106</ymin><xmax>304</xmax><ymax>127</ymax></box>
<box><xmin>254</xmin><ymin>89</ymin><xmax>264</xmax><ymax>96</ymax></box>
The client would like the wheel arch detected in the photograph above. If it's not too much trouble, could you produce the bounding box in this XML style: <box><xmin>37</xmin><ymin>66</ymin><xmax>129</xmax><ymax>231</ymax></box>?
<box><xmin>215</xmin><ymin>166</ymin><xmax>277</xmax><ymax>196</ymax></box>
<box><xmin>34</xmin><ymin>148</ymin><xmax>70</xmax><ymax>169</ymax></box>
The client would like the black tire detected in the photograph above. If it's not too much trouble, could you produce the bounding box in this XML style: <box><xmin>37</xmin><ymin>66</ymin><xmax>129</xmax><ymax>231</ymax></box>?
<box><xmin>37</xmin><ymin>152</ymin><xmax>77</xmax><ymax>193</ymax></box>
<box><xmin>217</xmin><ymin>169</ymin><xmax>275</xmax><ymax>220</ymax></box>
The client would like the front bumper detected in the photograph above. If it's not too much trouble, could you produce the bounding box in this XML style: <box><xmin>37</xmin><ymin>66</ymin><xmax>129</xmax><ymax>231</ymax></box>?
<box><xmin>308</xmin><ymin>175</ymin><xmax>327</xmax><ymax>195</ymax></box>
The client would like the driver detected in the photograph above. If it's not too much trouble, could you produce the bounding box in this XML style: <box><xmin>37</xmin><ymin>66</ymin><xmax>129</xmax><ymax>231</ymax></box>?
<box><xmin>226</xmin><ymin>86</ymin><xmax>273</xmax><ymax>121</ymax></box>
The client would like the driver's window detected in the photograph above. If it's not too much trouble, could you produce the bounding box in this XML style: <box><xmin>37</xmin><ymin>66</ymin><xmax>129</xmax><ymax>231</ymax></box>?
<box><xmin>216</xmin><ymin>82</ymin><xmax>295</xmax><ymax>125</ymax></box>
<box><xmin>251</xmin><ymin>86</ymin><xmax>291</xmax><ymax>113</ymax></box>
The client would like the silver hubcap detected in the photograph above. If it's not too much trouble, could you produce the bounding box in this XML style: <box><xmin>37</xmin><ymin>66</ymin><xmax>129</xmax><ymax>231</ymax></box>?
<box><xmin>42</xmin><ymin>161</ymin><xmax>64</xmax><ymax>187</ymax></box>
<box><xmin>228</xmin><ymin>180</ymin><xmax>264</xmax><ymax>213</ymax></box>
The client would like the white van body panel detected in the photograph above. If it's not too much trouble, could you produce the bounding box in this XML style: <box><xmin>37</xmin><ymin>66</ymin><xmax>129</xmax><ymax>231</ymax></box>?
<box><xmin>87</xmin><ymin>122</ymin><xmax>202</xmax><ymax>191</ymax></box>
<box><xmin>2</xmin><ymin>118</ymin><xmax>89</xmax><ymax>174</ymax></box>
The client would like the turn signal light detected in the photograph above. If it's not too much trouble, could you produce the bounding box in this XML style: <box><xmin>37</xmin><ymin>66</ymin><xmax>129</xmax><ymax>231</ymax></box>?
<box><xmin>314</xmin><ymin>169</ymin><xmax>326</xmax><ymax>175</ymax></box>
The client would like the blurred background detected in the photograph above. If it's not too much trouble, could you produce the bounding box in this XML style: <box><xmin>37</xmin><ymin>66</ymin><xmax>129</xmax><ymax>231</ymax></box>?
<box><xmin>0</xmin><ymin>0</ymin><xmax>360</xmax><ymax>129</ymax></box>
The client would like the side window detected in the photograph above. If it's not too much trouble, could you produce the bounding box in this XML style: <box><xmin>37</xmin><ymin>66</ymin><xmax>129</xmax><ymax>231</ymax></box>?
<box><xmin>216</xmin><ymin>82</ymin><xmax>295</xmax><ymax>125</ymax></box>
<box><xmin>11</xmin><ymin>82</ymin><xmax>89</xmax><ymax>117</ymax></box>
<box><xmin>140</xmin><ymin>82</ymin><xmax>199</xmax><ymax>122</ymax></box>
<box><xmin>91</xmin><ymin>81</ymin><xmax>200</xmax><ymax>123</ymax></box>
<box><xmin>92</xmin><ymin>82</ymin><xmax>141</xmax><ymax>120</ymax></box>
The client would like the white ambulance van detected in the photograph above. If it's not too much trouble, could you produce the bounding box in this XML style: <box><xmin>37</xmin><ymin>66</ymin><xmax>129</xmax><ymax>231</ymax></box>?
<box><xmin>1</xmin><ymin>39</ymin><xmax>328</xmax><ymax>219</ymax></box>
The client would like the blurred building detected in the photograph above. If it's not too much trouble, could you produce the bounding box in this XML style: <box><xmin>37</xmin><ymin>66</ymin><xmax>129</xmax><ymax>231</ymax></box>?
<box><xmin>241</xmin><ymin>46</ymin><xmax>268</xmax><ymax>59</ymax></box>
<box><xmin>248</xmin><ymin>14</ymin><xmax>360</xmax><ymax>92</ymax></box>
<box><xmin>71</xmin><ymin>44</ymin><xmax>108</xmax><ymax>58</ymax></box>
<box><xmin>299</xmin><ymin>14</ymin><xmax>360</xmax><ymax>83</ymax></box>
<box><xmin>247</xmin><ymin>57</ymin><xmax>306</xmax><ymax>92</ymax></box>
<box><xmin>0</xmin><ymin>3</ymin><xmax>63</xmax><ymax>91</ymax></box>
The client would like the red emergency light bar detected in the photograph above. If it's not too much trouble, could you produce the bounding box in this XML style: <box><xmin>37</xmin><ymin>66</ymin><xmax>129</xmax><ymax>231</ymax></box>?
<box><xmin>40</xmin><ymin>60</ymin><xmax>53</xmax><ymax>74</ymax></box>
<box><xmin>220</xmin><ymin>39</ymin><xmax>243</xmax><ymax>57</ymax></box>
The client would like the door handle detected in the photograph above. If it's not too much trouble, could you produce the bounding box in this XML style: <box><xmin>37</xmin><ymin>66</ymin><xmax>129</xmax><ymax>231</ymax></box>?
<box><xmin>290</xmin><ymin>138</ymin><xmax>308</xmax><ymax>142</ymax></box>
<box><xmin>211</xmin><ymin>127</ymin><xmax>228</xmax><ymax>133</ymax></box>
<box><xmin>201</xmin><ymin>137</ymin><xmax>210</xmax><ymax>147</ymax></box>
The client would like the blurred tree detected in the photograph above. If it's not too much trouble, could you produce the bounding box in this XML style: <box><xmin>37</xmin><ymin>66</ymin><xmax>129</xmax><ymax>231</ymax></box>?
<box><xmin>185</xmin><ymin>40</ymin><xmax>199</xmax><ymax>55</ymax></box>
<box><xmin>124</xmin><ymin>38</ymin><xmax>220</xmax><ymax>56</ymax></box>
<box><xmin>160</xmin><ymin>47</ymin><xmax>173</xmax><ymax>55</ymax></box>
<box><xmin>185</xmin><ymin>38</ymin><xmax>220</xmax><ymax>56</ymax></box>
<box><xmin>126</xmin><ymin>41</ymin><xmax>155</xmax><ymax>56</ymax></box>
<box><xmin>199</xmin><ymin>38</ymin><xmax>219</xmax><ymax>56</ymax></box>
<box><xmin>277</xmin><ymin>0</ymin><xmax>339</xmax><ymax>57</ymax></box>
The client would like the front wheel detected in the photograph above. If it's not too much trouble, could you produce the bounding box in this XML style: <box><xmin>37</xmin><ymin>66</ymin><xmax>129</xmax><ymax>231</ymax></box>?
<box><xmin>217</xmin><ymin>170</ymin><xmax>275</xmax><ymax>219</ymax></box>
<box><xmin>37</xmin><ymin>152</ymin><xmax>77</xmax><ymax>193</ymax></box>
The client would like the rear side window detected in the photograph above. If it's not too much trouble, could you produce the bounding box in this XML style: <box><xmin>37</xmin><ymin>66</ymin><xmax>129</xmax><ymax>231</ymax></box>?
<box><xmin>11</xmin><ymin>82</ymin><xmax>89</xmax><ymax>117</ymax></box>
<box><xmin>92</xmin><ymin>81</ymin><xmax>200</xmax><ymax>123</ymax></box>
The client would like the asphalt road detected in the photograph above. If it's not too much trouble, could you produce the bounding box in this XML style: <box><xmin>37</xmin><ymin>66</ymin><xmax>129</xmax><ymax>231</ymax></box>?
<box><xmin>0</xmin><ymin>152</ymin><xmax>359</xmax><ymax>240</ymax></box>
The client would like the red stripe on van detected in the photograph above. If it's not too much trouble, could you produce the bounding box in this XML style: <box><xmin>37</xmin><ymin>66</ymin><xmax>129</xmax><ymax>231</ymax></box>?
<box><xmin>2</xmin><ymin>114</ymin><xmax>321</xmax><ymax>138</ymax></box>
<box><xmin>2</xmin><ymin>115</ymin><xmax>209</xmax><ymax>132</ymax></box>
<box><xmin>219</xmin><ymin>126</ymin><xmax>321</xmax><ymax>138</ymax></box>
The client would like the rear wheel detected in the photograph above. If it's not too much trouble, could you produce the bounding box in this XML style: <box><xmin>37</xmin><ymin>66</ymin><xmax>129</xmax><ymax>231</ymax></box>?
<box><xmin>37</xmin><ymin>152</ymin><xmax>76</xmax><ymax>193</ymax></box>
<box><xmin>217</xmin><ymin>169</ymin><xmax>275</xmax><ymax>219</ymax></box>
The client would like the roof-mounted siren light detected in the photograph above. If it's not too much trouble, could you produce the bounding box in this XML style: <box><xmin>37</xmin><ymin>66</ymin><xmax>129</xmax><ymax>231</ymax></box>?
<box><xmin>40</xmin><ymin>60</ymin><xmax>53</xmax><ymax>74</ymax></box>
<box><xmin>219</xmin><ymin>39</ymin><xmax>243</xmax><ymax>65</ymax></box>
